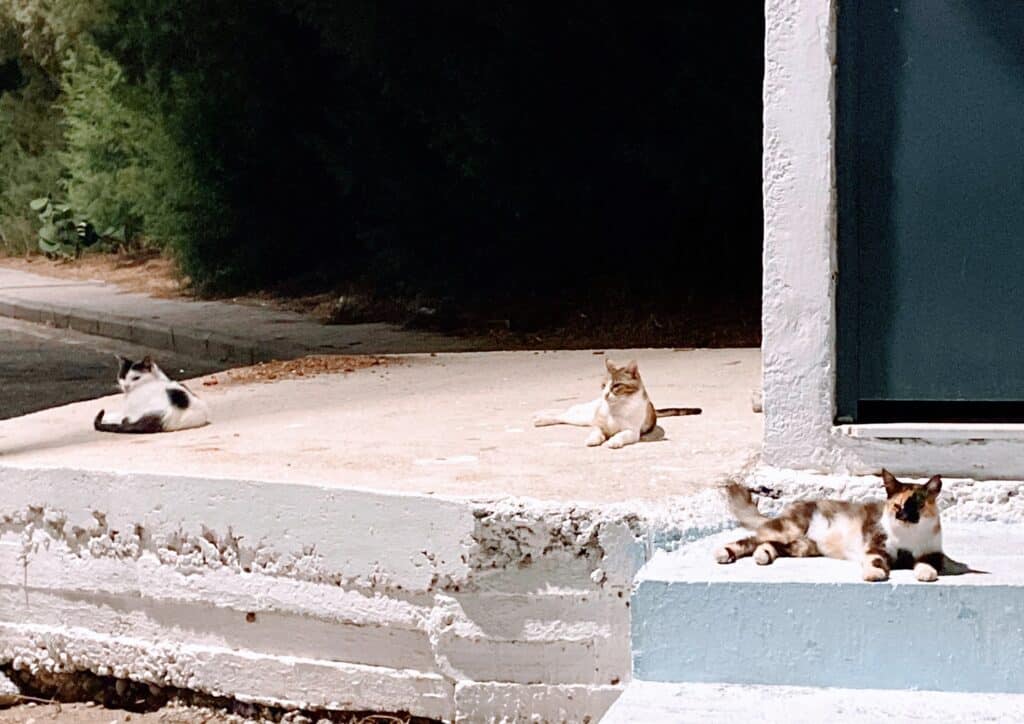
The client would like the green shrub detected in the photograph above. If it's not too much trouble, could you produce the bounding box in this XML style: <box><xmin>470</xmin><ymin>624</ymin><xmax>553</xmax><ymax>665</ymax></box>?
<box><xmin>59</xmin><ymin>42</ymin><xmax>200</xmax><ymax>254</ymax></box>
<box><xmin>28</xmin><ymin>195</ymin><xmax>107</xmax><ymax>258</ymax></box>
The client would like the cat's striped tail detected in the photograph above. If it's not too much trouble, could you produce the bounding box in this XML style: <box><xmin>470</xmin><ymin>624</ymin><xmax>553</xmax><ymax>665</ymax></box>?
<box><xmin>722</xmin><ymin>481</ymin><xmax>770</xmax><ymax>529</ymax></box>
<box><xmin>655</xmin><ymin>407</ymin><xmax>702</xmax><ymax>416</ymax></box>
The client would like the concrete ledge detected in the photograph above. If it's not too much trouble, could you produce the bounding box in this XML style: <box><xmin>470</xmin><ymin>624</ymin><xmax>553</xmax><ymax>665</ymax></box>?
<box><xmin>0</xmin><ymin>465</ymin><xmax>717</xmax><ymax>721</ymax></box>
<box><xmin>601</xmin><ymin>681</ymin><xmax>1024</xmax><ymax>723</ymax></box>
<box><xmin>631</xmin><ymin>525</ymin><xmax>1024</xmax><ymax>693</ymax></box>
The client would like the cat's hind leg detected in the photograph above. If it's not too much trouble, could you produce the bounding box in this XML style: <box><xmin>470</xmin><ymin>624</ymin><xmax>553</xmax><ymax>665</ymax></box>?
<box><xmin>715</xmin><ymin>536</ymin><xmax>759</xmax><ymax>564</ymax></box>
<box><xmin>533</xmin><ymin>399</ymin><xmax>600</xmax><ymax>427</ymax></box>
<box><xmin>778</xmin><ymin>537</ymin><xmax>820</xmax><ymax>558</ymax></box>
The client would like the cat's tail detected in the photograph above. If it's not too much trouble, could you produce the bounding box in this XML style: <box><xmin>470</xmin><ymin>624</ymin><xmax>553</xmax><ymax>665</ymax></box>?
<box><xmin>656</xmin><ymin>407</ymin><xmax>702</xmax><ymax>417</ymax></box>
<box><xmin>94</xmin><ymin>409</ymin><xmax>121</xmax><ymax>433</ymax></box>
<box><xmin>722</xmin><ymin>481</ymin><xmax>770</xmax><ymax>529</ymax></box>
<box><xmin>940</xmin><ymin>554</ymin><xmax>990</xmax><ymax>576</ymax></box>
<box><xmin>94</xmin><ymin>409</ymin><xmax>164</xmax><ymax>434</ymax></box>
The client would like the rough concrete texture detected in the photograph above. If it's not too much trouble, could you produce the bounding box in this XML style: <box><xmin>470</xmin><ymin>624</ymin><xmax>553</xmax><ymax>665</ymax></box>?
<box><xmin>632</xmin><ymin>524</ymin><xmax>1024</xmax><ymax>692</ymax></box>
<box><xmin>0</xmin><ymin>348</ymin><xmax>761</xmax><ymax>502</ymax></box>
<box><xmin>761</xmin><ymin>0</ymin><xmax>838</xmax><ymax>472</ymax></box>
<box><xmin>0</xmin><ymin>267</ymin><xmax>481</xmax><ymax>364</ymax></box>
<box><xmin>601</xmin><ymin>681</ymin><xmax>1024</xmax><ymax>724</ymax></box>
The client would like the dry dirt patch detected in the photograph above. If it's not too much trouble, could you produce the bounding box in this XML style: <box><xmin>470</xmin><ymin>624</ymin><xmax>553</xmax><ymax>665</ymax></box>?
<box><xmin>0</xmin><ymin>253</ymin><xmax>185</xmax><ymax>298</ymax></box>
<box><xmin>200</xmin><ymin>355</ymin><xmax>397</xmax><ymax>387</ymax></box>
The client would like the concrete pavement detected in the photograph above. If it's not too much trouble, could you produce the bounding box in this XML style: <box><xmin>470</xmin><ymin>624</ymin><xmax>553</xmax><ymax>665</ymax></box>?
<box><xmin>0</xmin><ymin>347</ymin><xmax>761</xmax><ymax>502</ymax></box>
<box><xmin>0</xmin><ymin>266</ymin><xmax>484</xmax><ymax>364</ymax></box>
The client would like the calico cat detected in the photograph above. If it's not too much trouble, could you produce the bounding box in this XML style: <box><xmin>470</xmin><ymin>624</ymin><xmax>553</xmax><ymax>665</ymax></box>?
<box><xmin>93</xmin><ymin>355</ymin><xmax>209</xmax><ymax>434</ymax></box>
<box><xmin>715</xmin><ymin>470</ymin><xmax>945</xmax><ymax>582</ymax></box>
<box><xmin>532</xmin><ymin>358</ymin><xmax>701</xmax><ymax>448</ymax></box>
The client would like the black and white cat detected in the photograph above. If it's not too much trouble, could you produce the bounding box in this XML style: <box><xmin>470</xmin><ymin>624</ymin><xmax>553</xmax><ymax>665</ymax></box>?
<box><xmin>94</xmin><ymin>355</ymin><xmax>209</xmax><ymax>433</ymax></box>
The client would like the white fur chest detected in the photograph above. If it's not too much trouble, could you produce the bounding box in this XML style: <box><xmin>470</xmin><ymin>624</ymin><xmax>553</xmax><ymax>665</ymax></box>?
<box><xmin>596</xmin><ymin>394</ymin><xmax>647</xmax><ymax>435</ymax></box>
<box><xmin>882</xmin><ymin>517</ymin><xmax>942</xmax><ymax>558</ymax></box>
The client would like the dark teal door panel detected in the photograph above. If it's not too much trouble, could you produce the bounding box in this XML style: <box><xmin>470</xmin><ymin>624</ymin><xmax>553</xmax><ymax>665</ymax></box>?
<box><xmin>837</xmin><ymin>1</ymin><xmax>1024</xmax><ymax>422</ymax></box>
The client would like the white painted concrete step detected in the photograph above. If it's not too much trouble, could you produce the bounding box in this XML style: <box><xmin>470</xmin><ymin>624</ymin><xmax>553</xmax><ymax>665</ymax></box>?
<box><xmin>601</xmin><ymin>680</ymin><xmax>1024</xmax><ymax>723</ymax></box>
<box><xmin>631</xmin><ymin>523</ymin><xmax>1024</xmax><ymax>693</ymax></box>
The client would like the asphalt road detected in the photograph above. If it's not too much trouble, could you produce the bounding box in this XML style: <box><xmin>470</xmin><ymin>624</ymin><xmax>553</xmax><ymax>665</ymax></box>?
<box><xmin>0</xmin><ymin>317</ymin><xmax>227</xmax><ymax>420</ymax></box>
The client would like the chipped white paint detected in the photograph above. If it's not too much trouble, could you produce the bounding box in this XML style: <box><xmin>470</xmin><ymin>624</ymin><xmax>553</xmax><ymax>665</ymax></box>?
<box><xmin>0</xmin><ymin>465</ymin><xmax>739</xmax><ymax>722</ymax></box>
<box><xmin>761</xmin><ymin>0</ymin><xmax>1024</xmax><ymax>480</ymax></box>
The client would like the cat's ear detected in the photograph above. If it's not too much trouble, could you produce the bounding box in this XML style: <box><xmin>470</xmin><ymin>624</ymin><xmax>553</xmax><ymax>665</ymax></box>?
<box><xmin>881</xmin><ymin>469</ymin><xmax>902</xmax><ymax>497</ymax></box>
<box><xmin>115</xmin><ymin>355</ymin><xmax>132</xmax><ymax>377</ymax></box>
<box><xmin>925</xmin><ymin>474</ymin><xmax>942</xmax><ymax>496</ymax></box>
<box><xmin>624</xmin><ymin>360</ymin><xmax>639</xmax><ymax>377</ymax></box>
<box><xmin>605</xmin><ymin>358</ymin><xmax>616</xmax><ymax>372</ymax></box>
<box><xmin>139</xmin><ymin>355</ymin><xmax>153</xmax><ymax>370</ymax></box>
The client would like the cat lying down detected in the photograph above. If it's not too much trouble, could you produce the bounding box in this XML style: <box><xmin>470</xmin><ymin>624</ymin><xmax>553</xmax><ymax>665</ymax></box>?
<box><xmin>94</xmin><ymin>355</ymin><xmax>209</xmax><ymax>434</ymax></box>
<box><xmin>717</xmin><ymin>470</ymin><xmax>957</xmax><ymax>582</ymax></box>
<box><xmin>533</xmin><ymin>358</ymin><xmax>701</xmax><ymax>448</ymax></box>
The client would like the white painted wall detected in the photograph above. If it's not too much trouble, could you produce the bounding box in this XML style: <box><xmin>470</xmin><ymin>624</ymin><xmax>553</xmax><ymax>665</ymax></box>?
<box><xmin>761</xmin><ymin>0</ymin><xmax>1024</xmax><ymax>480</ymax></box>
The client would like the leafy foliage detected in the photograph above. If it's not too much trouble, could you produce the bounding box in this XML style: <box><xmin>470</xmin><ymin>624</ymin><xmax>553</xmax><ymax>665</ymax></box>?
<box><xmin>0</xmin><ymin>1</ymin><xmax>764</xmax><ymax>318</ymax></box>
<box><xmin>58</xmin><ymin>41</ymin><xmax>198</xmax><ymax>253</ymax></box>
<box><xmin>29</xmin><ymin>195</ymin><xmax>102</xmax><ymax>258</ymax></box>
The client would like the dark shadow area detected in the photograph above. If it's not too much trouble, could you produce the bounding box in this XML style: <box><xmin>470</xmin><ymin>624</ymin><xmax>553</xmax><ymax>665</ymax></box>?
<box><xmin>836</xmin><ymin>0</ymin><xmax>901</xmax><ymax>419</ymax></box>
<box><xmin>98</xmin><ymin>1</ymin><xmax>764</xmax><ymax>344</ymax></box>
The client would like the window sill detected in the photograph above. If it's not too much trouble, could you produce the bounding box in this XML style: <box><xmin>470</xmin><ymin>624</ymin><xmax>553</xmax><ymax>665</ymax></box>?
<box><xmin>835</xmin><ymin>423</ymin><xmax>1024</xmax><ymax>442</ymax></box>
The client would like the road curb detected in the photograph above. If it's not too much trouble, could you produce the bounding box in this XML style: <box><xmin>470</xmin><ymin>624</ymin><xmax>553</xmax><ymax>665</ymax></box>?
<box><xmin>0</xmin><ymin>294</ymin><xmax>275</xmax><ymax>365</ymax></box>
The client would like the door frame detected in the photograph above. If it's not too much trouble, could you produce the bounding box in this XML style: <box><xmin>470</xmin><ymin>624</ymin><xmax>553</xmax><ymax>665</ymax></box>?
<box><xmin>761</xmin><ymin>0</ymin><xmax>1024</xmax><ymax>479</ymax></box>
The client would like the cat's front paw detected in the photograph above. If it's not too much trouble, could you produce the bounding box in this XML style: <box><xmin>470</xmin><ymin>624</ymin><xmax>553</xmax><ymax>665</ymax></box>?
<box><xmin>714</xmin><ymin>547</ymin><xmax>735</xmax><ymax>564</ymax></box>
<box><xmin>914</xmin><ymin>562</ymin><xmax>938</xmax><ymax>582</ymax></box>
<box><xmin>862</xmin><ymin>564</ymin><xmax>889</xmax><ymax>582</ymax></box>
<box><xmin>585</xmin><ymin>429</ymin><xmax>606</xmax><ymax>447</ymax></box>
<box><xmin>606</xmin><ymin>437</ymin><xmax>626</xmax><ymax>449</ymax></box>
<box><xmin>753</xmin><ymin>543</ymin><xmax>777</xmax><ymax>566</ymax></box>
